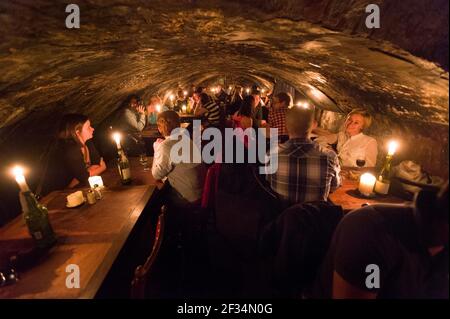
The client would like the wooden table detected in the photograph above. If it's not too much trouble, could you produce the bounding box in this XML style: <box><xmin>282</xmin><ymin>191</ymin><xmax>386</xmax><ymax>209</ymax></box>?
<box><xmin>0</xmin><ymin>158</ymin><xmax>157</xmax><ymax>299</ymax></box>
<box><xmin>329</xmin><ymin>178</ymin><xmax>407</xmax><ymax>212</ymax></box>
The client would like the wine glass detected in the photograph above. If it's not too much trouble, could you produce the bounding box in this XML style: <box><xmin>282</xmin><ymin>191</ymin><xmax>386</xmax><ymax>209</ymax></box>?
<box><xmin>356</xmin><ymin>156</ymin><xmax>366</xmax><ymax>168</ymax></box>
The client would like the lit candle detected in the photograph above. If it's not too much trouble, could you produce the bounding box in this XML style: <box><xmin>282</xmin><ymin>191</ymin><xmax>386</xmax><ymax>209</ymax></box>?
<box><xmin>12</xmin><ymin>166</ymin><xmax>30</xmax><ymax>192</ymax></box>
<box><xmin>228</xmin><ymin>86</ymin><xmax>232</xmax><ymax>91</ymax></box>
<box><xmin>182</xmin><ymin>105</ymin><xmax>187</xmax><ymax>113</ymax></box>
<box><xmin>246</xmin><ymin>88</ymin><xmax>250</xmax><ymax>94</ymax></box>
<box><xmin>156</xmin><ymin>104</ymin><xmax>161</xmax><ymax>113</ymax></box>
<box><xmin>113</xmin><ymin>132</ymin><xmax>122</xmax><ymax>150</ymax></box>
<box><xmin>387</xmin><ymin>140</ymin><xmax>398</xmax><ymax>156</ymax></box>
<box><xmin>169</xmin><ymin>94</ymin><xmax>175</xmax><ymax>102</ymax></box>
<box><xmin>183</xmin><ymin>90</ymin><xmax>188</xmax><ymax>96</ymax></box>
<box><xmin>358</xmin><ymin>173</ymin><xmax>376</xmax><ymax>197</ymax></box>
<box><xmin>88</xmin><ymin>176</ymin><xmax>104</xmax><ymax>189</ymax></box>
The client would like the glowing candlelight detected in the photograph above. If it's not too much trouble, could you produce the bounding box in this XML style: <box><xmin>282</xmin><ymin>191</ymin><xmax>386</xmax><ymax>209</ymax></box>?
<box><xmin>182</xmin><ymin>105</ymin><xmax>187</xmax><ymax>113</ymax></box>
<box><xmin>387</xmin><ymin>140</ymin><xmax>398</xmax><ymax>156</ymax></box>
<box><xmin>88</xmin><ymin>176</ymin><xmax>104</xmax><ymax>189</ymax></box>
<box><xmin>261</xmin><ymin>89</ymin><xmax>266</xmax><ymax>94</ymax></box>
<box><xmin>12</xmin><ymin>166</ymin><xmax>30</xmax><ymax>192</ymax></box>
<box><xmin>156</xmin><ymin>104</ymin><xmax>161</xmax><ymax>113</ymax></box>
<box><xmin>228</xmin><ymin>86</ymin><xmax>232</xmax><ymax>91</ymax></box>
<box><xmin>113</xmin><ymin>132</ymin><xmax>122</xmax><ymax>150</ymax></box>
<box><xmin>246</xmin><ymin>88</ymin><xmax>250</xmax><ymax>94</ymax></box>
<box><xmin>169</xmin><ymin>94</ymin><xmax>175</xmax><ymax>101</ymax></box>
<box><xmin>358</xmin><ymin>173</ymin><xmax>376</xmax><ymax>197</ymax></box>
<box><xmin>183</xmin><ymin>90</ymin><xmax>188</xmax><ymax>96</ymax></box>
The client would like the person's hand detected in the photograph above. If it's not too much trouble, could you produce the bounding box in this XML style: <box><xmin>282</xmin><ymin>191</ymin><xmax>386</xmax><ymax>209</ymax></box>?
<box><xmin>137</xmin><ymin>105</ymin><xmax>146</xmax><ymax>114</ymax></box>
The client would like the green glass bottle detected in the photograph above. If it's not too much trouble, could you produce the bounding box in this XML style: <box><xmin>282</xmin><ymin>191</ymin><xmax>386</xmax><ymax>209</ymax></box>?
<box><xmin>19</xmin><ymin>191</ymin><xmax>57</xmax><ymax>249</ymax></box>
<box><xmin>374</xmin><ymin>154</ymin><xmax>393</xmax><ymax>195</ymax></box>
<box><xmin>117</xmin><ymin>148</ymin><xmax>132</xmax><ymax>185</ymax></box>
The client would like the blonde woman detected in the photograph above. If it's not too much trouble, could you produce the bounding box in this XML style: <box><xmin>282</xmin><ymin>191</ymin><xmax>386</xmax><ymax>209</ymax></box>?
<box><xmin>314</xmin><ymin>110</ymin><xmax>378</xmax><ymax>167</ymax></box>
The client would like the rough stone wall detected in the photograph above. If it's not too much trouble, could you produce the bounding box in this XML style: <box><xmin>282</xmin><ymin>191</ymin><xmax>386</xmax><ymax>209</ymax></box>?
<box><xmin>237</xmin><ymin>0</ymin><xmax>449</xmax><ymax>71</ymax></box>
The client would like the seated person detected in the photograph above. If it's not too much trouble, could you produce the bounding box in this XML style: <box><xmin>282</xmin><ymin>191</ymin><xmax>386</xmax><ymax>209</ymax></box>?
<box><xmin>314</xmin><ymin>109</ymin><xmax>378</xmax><ymax>167</ymax></box>
<box><xmin>265</xmin><ymin>92</ymin><xmax>291</xmax><ymax>143</ymax></box>
<box><xmin>152</xmin><ymin>111</ymin><xmax>206</xmax><ymax>207</ymax></box>
<box><xmin>312</xmin><ymin>182</ymin><xmax>449</xmax><ymax>299</ymax></box>
<box><xmin>193</xmin><ymin>92</ymin><xmax>221</xmax><ymax>128</ymax></box>
<box><xmin>265</xmin><ymin>104</ymin><xmax>341</xmax><ymax>207</ymax></box>
<box><xmin>174</xmin><ymin>89</ymin><xmax>187</xmax><ymax>113</ymax></box>
<box><xmin>114</xmin><ymin>94</ymin><xmax>146</xmax><ymax>133</ymax></box>
<box><xmin>42</xmin><ymin>114</ymin><xmax>106</xmax><ymax>195</ymax></box>
<box><xmin>232</xmin><ymin>95</ymin><xmax>254</xmax><ymax>130</ymax></box>
<box><xmin>226</xmin><ymin>85</ymin><xmax>244</xmax><ymax>117</ymax></box>
<box><xmin>251</xmin><ymin>88</ymin><xmax>269</xmax><ymax>128</ymax></box>
<box><xmin>146</xmin><ymin>95</ymin><xmax>167</xmax><ymax>125</ymax></box>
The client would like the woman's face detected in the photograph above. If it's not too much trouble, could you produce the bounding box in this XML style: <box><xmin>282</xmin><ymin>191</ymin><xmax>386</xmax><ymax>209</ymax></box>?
<box><xmin>345</xmin><ymin>114</ymin><xmax>364</xmax><ymax>136</ymax></box>
<box><xmin>78</xmin><ymin>120</ymin><xmax>94</xmax><ymax>143</ymax></box>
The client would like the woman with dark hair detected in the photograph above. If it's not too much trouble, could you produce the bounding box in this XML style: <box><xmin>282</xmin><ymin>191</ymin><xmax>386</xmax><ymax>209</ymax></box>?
<box><xmin>226</xmin><ymin>85</ymin><xmax>244</xmax><ymax>116</ymax></box>
<box><xmin>41</xmin><ymin>114</ymin><xmax>106</xmax><ymax>195</ymax></box>
<box><xmin>194</xmin><ymin>92</ymin><xmax>221</xmax><ymax>127</ymax></box>
<box><xmin>232</xmin><ymin>95</ymin><xmax>254</xmax><ymax>130</ymax></box>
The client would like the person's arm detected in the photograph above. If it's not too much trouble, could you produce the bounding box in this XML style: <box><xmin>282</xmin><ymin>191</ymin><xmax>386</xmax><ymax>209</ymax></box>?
<box><xmin>151</xmin><ymin>140</ymin><xmax>173</xmax><ymax>180</ymax></box>
<box><xmin>240</xmin><ymin>116</ymin><xmax>253</xmax><ymax>130</ymax></box>
<box><xmin>194</xmin><ymin>106</ymin><xmax>208</xmax><ymax>117</ymax></box>
<box><xmin>332</xmin><ymin>271</ymin><xmax>377</xmax><ymax>299</ymax></box>
<box><xmin>88</xmin><ymin>158</ymin><xmax>106</xmax><ymax>176</ymax></box>
<box><xmin>329</xmin><ymin>152</ymin><xmax>341</xmax><ymax>192</ymax></box>
<box><xmin>365</xmin><ymin>138</ymin><xmax>378</xmax><ymax>167</ymax></box>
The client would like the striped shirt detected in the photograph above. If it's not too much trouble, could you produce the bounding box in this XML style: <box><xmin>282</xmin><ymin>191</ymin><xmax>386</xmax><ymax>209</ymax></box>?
<box><xmin>203</xmin><ymin>101</ymin><xmax>220</xmax><ymax>126</ymax></box>
<box><xmin>266</xmin><ymin>138</ymin><xmax>341</xmax><ymax>206</ymax></box>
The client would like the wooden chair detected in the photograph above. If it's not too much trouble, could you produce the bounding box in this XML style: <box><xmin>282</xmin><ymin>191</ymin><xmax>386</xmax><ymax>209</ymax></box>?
<box><xmin>130</xmin><ymin>205</ymin><xmax>167</xmax><ymax>299</ymax></box>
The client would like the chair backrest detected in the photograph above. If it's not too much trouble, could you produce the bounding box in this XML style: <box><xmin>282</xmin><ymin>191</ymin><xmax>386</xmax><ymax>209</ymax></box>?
<box><xmin>259</xmin><ymin>201</ymin><xmax>343</xmax><ymax>297</ymax></box>
<box><xmin>130</xmin><ymin>205</ymin><xmax>167</xmax><ymax>299</ymax></box>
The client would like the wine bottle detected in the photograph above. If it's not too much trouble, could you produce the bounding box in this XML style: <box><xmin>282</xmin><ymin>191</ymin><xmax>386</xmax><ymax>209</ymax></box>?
<box><xmin>117</xmin><ymin>148</ymin><xmax>132</xmax><ymax>185</ymax></box>
<box><xmin>19</xmin><ymin>191</ymin><xmax>57</xmax><ymax>249</ymax></box>
<box><xmin>374</xmin><ymin>154</ymin><xmax>393</xmax><ymax>195</ymax></box>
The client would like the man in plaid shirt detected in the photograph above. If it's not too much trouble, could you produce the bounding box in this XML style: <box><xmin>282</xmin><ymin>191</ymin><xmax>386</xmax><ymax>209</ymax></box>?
<box><xmin>266</xmin><ymin>104</ymin><xmax>341</xmax><ymax>206</ymax></box>
<box><xmin>267</xmin><ymin>92</ymin><xmax>291</xmax><ymax>143</ymax></box>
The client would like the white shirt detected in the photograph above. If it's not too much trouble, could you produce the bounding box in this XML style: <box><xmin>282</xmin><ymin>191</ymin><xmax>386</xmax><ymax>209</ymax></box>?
<box><xmin>152</xmin><ymin>134</ymin><xmax>205</xmax><ymax>202</ymax></box>
<box><xmin>337</xmin><ymin>132</ymin><xmax>378</xmax><ymax>167</ymax></box>
<box><xmin>315</xmin><ymin>132</ymin><xmax>378</xmax><ymax>167</ymax></box>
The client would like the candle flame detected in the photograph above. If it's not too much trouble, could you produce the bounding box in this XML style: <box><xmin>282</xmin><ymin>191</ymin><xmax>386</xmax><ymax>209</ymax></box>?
<box><xmin>112</xmin><ymin>132</ymin><xmax>121</xmax><ymax>143</ymax></box>
<box><xmin>156</xmin><ymin>104</ymin><xmax>161</xmax><ymax>113</ymax></box>
<box><xmin>183</xmin><ymin>90</ymin><xmax>188</xmax><ymax>96</ymax></box>
<box><xmin>12</xmin><ymin>165</ymin><xmax>24</xmax><ymax>178</ymax></box>
<box><xmin>388</xmin><ymin>140</ymin><xmax>398</xmax><ymax>156</ymax></box>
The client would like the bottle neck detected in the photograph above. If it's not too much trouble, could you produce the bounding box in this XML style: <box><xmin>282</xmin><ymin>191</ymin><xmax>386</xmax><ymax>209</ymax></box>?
<box><xmin>19</xmin><ymin>191</ymin><xmax>38</xmax><ymax>214</ymax></box>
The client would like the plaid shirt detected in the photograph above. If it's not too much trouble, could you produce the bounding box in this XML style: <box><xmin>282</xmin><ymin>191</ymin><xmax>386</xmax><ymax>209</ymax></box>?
<box><xmin>266</xmin><ymin>138</ymin><xmax>341</xmax><ymax>206</ymax></box>
<box><xmin>268</xmin><ymin>106</ymin><xmax>288</xmax><ymax>136</ymax></box>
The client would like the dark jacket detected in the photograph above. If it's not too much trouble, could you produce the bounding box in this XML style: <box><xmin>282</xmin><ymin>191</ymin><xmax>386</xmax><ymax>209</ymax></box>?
<box><xmin>259</xmin><ymin>201</ymin><xmax>343</xmax><ymax>297</ymax></box>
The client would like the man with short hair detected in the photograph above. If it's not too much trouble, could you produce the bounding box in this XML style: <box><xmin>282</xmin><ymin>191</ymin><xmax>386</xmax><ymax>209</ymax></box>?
<box><xmin>251</xmin><ymin>88</ymin><xmax>269</xmax><ymax>127</ymax></box>
<box><xmin>152</xmin><ymin>111</ymin><xmax>206</xmax><ymax>207</ymax></box>
<box><xmin>266</xmin><ymin>92</ymin><xmax>291</xmax><ymax>143</ymax></box>
<box><xmin>266</xmin><ymin>104</ymin><xmax>341</xmax><ymax>206</ymax></box>
<box><xmin>312</xmin><ymin>183</ymin><xmax>449</xmax><ymax>299</ymax></box>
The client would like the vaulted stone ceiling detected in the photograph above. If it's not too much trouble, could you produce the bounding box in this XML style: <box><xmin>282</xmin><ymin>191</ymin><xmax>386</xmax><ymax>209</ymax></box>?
<box><xmin>1</xmin><ymin>0</ymin><xmax>448</xmax><ymax>136</ymax></box>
